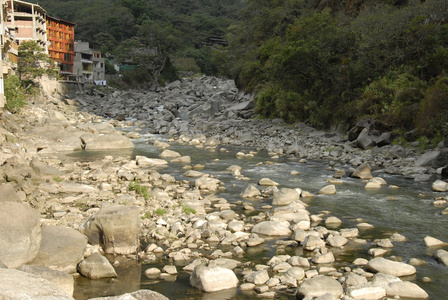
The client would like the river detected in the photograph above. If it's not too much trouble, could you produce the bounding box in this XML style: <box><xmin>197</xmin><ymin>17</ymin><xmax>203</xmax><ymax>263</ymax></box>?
<box><xmin>72</xmin><ymin>130</ymin><xmax>448</xmax><ymax>300</ymax></box>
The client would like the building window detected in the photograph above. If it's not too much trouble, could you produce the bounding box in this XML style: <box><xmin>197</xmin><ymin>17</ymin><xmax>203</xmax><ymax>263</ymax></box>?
<box><xmin>64</xmin><ymin>53</ymin><xmax>71</xmax><ymax>61</ymax></box>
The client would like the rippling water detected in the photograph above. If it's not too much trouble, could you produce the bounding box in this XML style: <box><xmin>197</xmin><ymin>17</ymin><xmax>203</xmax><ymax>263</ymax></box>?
<box><xmin>72</xmin><ymin>132</ymin><xmax>448</xmax><ymax>300</ymax></box>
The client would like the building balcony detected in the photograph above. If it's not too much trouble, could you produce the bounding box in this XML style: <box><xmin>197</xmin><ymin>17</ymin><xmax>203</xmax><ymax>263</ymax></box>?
<box><xmin>81</xmin><ymin>59</ymin><xmax>93</xmax><ymax>64</ymax></box>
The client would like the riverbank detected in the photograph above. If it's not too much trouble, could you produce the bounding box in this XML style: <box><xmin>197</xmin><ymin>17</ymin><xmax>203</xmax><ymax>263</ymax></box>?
<box><xmin>0</xmin><ymin>76</ymin><xmax>447</xmax><ymax>299</ymax></box>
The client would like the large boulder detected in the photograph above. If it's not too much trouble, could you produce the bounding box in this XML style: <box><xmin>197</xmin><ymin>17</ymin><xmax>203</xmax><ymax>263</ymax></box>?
<box><xmin>241</xmin><ymin>183</ymin><xmax>261</xmax><ymax>198</ymax></box>
<box><xmin>432</xmin><ymin>180</ymin><xmax>448</xmax><ymax>192</ymax></box>
<box><xmin>88</xmin><ymin>289</ymin><xmax>169</xmax><ymax>300</ymax></box>
<box><xmin>0</xmin><ymin>183</ymin><xmax>21</xmax><ymax>202</ymax></box>
<box><xmin>297</xmin><ymin>275</ymin><xmax>343</xmax><ymax>298</ymax></box>
<box><xmin>77</xmin><ymin>253</ymin><xmax>117</xmax><ymax>279</ymax></box>
<box><xmin>366</xmin><ymin>257</ymin><xmax>416</xmax><ymax>277</ymax></box>
<box><xmin>18</xmin><ymin>265</ymin><xmax>74</xmax><ymax>296</ymax></box>
<box><xmin>80</xmin><ymin>205</ymin><xmax>140</xmax><ymax>254</ymax></box>
<box><xmin>415</xmin><ymin>150</ymin><xmax>441</xmax><ymax>167</ymax></box>
<box><xmin>272</xmin><ymin>188</ymin><xmax>301</xmax><ymax>205</ymax></box>
<box><xmin>351</xmin><ymin>163</ymin><xmax>373</xmax><ymax>179</ymax></box>
<box><xmin>434</xmin><ymin>249</ymin><xmax>448</xmax><ymax>266</ymax></box>
<box><xmin>356</xmin><ymin>128</ymin><xmax>376</xmax><ymax>150</ymax></box>
<box><xmin>135</xmin><ymin>156</ymin><xmax>168</xmax><ymax>167</ymax></box>
<box><xmin>0</xmin><ymin>202</ymin><xmax>41</xmax><ymax>268</ymax></box>
<box><xmin>251</xmin><ymin>221</ymin><xmax>292</xmax><ymax>236</ymax></box>
<box><xmin>0</xmin><ymin>268</ymin><xmax>73</xmax><ymax>299</ymax></box>
<box><xmin>190</xmin><ymin>265</ymin><xmax>239</xmax><ymax>292</ymax></box>
<box><xmin>31</xmin><ymin>226</ymin><xmax>88</xmax><ymax>273</ymax></box>
<box><xmin>81</xmin><ymin>133</ymin><xmax>134</xmax><ymax>150</ymax></box>
<box><xmin>29</xmin><ymin>125</ymin><xmax>83</xmax><ymax>152</ymax></box>
<box><xmin>386</xmin><ymin>281</ymin><xmax>429</xmax><ymax>299</ymax></box>
<box><xmin>244</xmin><ymin>270</ymin><xmax>270</xmax><ymax>285</ymax></box>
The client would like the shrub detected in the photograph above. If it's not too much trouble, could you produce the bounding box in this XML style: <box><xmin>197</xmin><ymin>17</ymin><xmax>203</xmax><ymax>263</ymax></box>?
<box><xmin>357</xmin><ymin>71</ymin><xmax>425</xmax><ymax>130</ymax></box>
<box><xmin>128</xmin><ymin>181</ymin><xmax>151</xmax><ymax>200</ymax></box>
<box><xmin>154</xmin><ymin>208</ymin><xmax>166</xmax><ymax>216</ymax></box>
<box><xmin>417</xmin><ymin>76</ymin><xmax>448</xmax><ymax>139</ymax></box>
<box><xmin>4</xmin><ymin>75</ymin><xmax>27</xmax><ymax>114</ymax></box>
<box><xmin>181</xmin><ymin>204</ymin><xmax>196</xmax><ymax>215</ymax></box>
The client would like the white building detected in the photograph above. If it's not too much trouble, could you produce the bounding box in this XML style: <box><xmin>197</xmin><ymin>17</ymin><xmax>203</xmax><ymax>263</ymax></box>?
<box><xmin>73</xmin><ymin>41</ymin><xmax>105</xmax><ymax>85</ymax></box>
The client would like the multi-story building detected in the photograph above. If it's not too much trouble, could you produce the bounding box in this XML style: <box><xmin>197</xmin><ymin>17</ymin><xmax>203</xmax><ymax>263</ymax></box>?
<box><xmin>74</xmin><ymin>41</ymin><xmax>105</xmax><ymax>85</ymax></box>
<box><xmin>4</xmin><ymin>0</ymin><xmax>47</xmax><ymax>51</ymax></box>
<box><xmin>46</xmin><ymin>16</ymin><xmax>75</xmax><ymax>81</ymax></box>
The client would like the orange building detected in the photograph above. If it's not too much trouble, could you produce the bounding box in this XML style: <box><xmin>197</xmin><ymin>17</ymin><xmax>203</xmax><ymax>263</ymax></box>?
<box><xmin>46</xmin><ymin>15</ymin><xmax>76</xmax><ymax>80</ymax></box>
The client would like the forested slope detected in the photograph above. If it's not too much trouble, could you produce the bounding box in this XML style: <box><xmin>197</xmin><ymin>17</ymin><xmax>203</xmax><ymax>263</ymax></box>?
<box><xmin>29</xmin><ymin>0</ymin><xmax>448</xmax><ymax>141</ymax></box>
<box><xmin>214</xmin><ymin>0</ymin><xmax>448</xmax><ymax>141</ymax></box>
<box><xmin>28</xmin><ymin>0</ymin><xmax>244</xmax><ymax>82</ymax></box>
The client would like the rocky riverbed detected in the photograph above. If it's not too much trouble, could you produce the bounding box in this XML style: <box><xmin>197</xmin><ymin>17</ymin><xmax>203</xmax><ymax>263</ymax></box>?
<box><xmin>0</xmin><ymin>76</ymin><xmax>447</xmax><ymax>300</ymax></box>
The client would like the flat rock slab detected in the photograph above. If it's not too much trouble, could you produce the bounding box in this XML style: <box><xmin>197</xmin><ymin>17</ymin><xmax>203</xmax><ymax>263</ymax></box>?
<box><xmin>251</xmin><ymin>221</ymin><xmax>292</xmax><ymax>236</ymax></box>
<box><xmin>297</xmin><ymin>275</ymin><xmax>343</xmax><ymax>298</ymax></box>
<box><xmin>386</xmin><ymin>281</ymin><xmax>429</xmax><ymax>299</ymax></box>
<box><xmin>18</xmin><ymin>265</ymin><xmax>75</xmax><ymax>296</ymax></box>
<box><xmin>0</xmin><ymin>268</ymin><xmax>73</xmax><ymax>299</ymax></box>
<box><xmin>31</xmin><ymin>225</ymin><xmax>88</xmax><ymax>273</ymax></box>
<box><xmin>366</xmin><ymin>257</ymin><xmax>416</xmax><ymax>277</ymax></box>
<box><xmin>0</xmin><ymin>202</ymin><xmax>41</xmax><ymax>268</ymax></box>
<box><xmin>88</xmin><ymin>289</ymin><xmax>169</xmax><ymax>300</ymax></box>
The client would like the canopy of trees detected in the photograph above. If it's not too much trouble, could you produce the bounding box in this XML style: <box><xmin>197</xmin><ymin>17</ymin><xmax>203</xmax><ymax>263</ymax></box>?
<box><xmin>26</xmin><ymin>0</ymin><xmax>448</xmax><ymax>140</ymax></box>
<box><xmin>213</xmin><ymin>0</ymin><xmax>448</xmax><ymax>140</ymax></box>
<box><xmin>27</xmin><ymin>0</ymin><xmax>244</xmax><ymax>85</ymax></box>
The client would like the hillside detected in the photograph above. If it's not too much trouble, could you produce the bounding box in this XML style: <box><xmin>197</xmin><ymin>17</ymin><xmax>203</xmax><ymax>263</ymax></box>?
<box><xmin>213</xmin><ymin>0</ymin><xmax>448</xmax><ymax>141</ymax></box>
<box><xmin>27</xmin><ymin>0</ymin><xmax>245</xmax><ymax>80</ymax></box>
<box><xmin>25</xmin><ymin>0</ymin><xmax>448</xmax><ymax>142</ymax></box>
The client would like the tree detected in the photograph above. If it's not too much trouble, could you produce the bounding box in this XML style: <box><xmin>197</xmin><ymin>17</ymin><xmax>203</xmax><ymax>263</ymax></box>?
<box><xmin>17</xmin><ymin>41</ymin><xmax>57</xmax><ymax>84</ymax></box>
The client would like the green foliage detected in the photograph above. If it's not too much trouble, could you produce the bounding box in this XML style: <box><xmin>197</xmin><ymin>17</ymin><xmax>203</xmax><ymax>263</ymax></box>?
<box><xmin>154</xmin><ymin>208</ymin><xmax>167</xmax><ymax>216</ymax></box>
<box><xmin>53</xmin><ymin>176</ymin><xmax>63</xmax><ymax>182</ymax></box>
<box><xmin>417</xmin><ymin>76</ymin><xmax>448</xmax><ymax>139</ymax></box>
<box><xmin>4</xmin><ymin>75</ymin><xmax>27</xmax><ymax>114</ymax></box>
<box><xmin>217</xmin><ymin>0</ymin><xmax>448</xmax><ymax>134</ymax></box>
<box><xmin>28</xmin><ymin>0</ymin><xmax>244</xmax><ymax>79</ymax></box>
<box><xmin>141</xmin><ymin>211</ymin><xmax>152</xmax><ymax>219</ymax></box>
<box><xmin>181</xmin><ymin>205</ymin><xmax>196</xmax><ymax>215</ymax></box>
<box><xmin>17</xmin><ymin>41</ymin><xmax>57</xmax><ymax>84</ymax></box>
<box><xmin>128</xmin><ymin>181</ymin><xmax>151</xmax><ymax>200</ymax></box>
<box><xmin>358</xmin><ymin>71</ymin><xmax>425</xmax><ymax>129</ymax></box>
<box><xmin>173</xmin><ymin>57</ymin><xmax>201</xmax><ymax>74</ymax></box>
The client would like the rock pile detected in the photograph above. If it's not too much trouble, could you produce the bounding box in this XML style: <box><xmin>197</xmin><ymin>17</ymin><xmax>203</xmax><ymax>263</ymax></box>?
<box><xmin>0</xmin><ymin>76</ymin><xmax>446</xmax><ymax>299</ymax></box>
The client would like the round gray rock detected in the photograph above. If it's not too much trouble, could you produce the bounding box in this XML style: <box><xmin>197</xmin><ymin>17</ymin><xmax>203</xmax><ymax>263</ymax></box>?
<box><xmin>366</xmin><ymin>257</ymin><xmax>416</xmax><ymax>277</ymax></box>
<box><xmin>0</xmin><ymin>202</ymin><xmax>41</xmax><ymax>268</ymax></box>
<box><xmin>190</xmin><ymin>265</ymin><xmax>238</xmax><ymax>292</ymax></box>
<box><xmin>77</xmin><ymin>253</ymin><xmax>117</xmax><ymax>279</ymax></box>
<box><xmin>297</xmin><ymin>275</ymin><xmax>343</xmax><ymax>298</ymax></box>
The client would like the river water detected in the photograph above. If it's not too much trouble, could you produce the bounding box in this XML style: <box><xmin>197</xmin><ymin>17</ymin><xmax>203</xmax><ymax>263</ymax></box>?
<box><xmin>73</xmin><ymin>132</ymin><xmax>448</xmax><ymax>300</ymax></box>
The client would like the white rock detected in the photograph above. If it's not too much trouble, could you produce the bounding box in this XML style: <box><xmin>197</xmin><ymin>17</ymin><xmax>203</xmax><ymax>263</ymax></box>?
<box><xmin>297</xmin><ymin>275</ymin><xmax>343</xmax><ymax>298</ymax></box>
<box><xmin>190</xmin><ymin>265</ymin><xmax>238</xmax><ymax>292</ymax></box>
<box><xmin>366</xmin><ymin>257</ymin><xmax>416</xmax><ymax>277</ymax></box>
<box><xmin>318</xmin><ymin>185</ymin><xmax>336</xmax><ymax>195</ymax></box>
<box><xmin>251</xmin><ymin>221</ymin><xmax>292</xmax><ymax>236</ymax></box>
<box><xmin>244</xmin><ymin>269</ymin><xmax>269</xmax><ymax>285</ymax></box>
<box><xmin>346</xmin><ymin>284</ymin><xmax>387</xmax><ymax>299</ymax></box>
<box><xmin>424</xmin><ymin>236</ymin><xmax>446</xmax><ymax>247</ymax></box>
<box><xmin>432</xmin><ymin>180</ymin><xmax>448</xmax><ymax>192</ymax></box>
<box><xmin>386</xmin><ymin>281</ymin><xmax>429</xmax><ymax>299</ymax></box>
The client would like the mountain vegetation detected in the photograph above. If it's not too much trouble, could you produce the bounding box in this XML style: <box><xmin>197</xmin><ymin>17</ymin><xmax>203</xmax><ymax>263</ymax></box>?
<box><xmin>213</xmin><ymin>0</ymin><xmax>448</xmax><ymax>141</ymax></box>
<box><xmin>27</xmin><ymin>0</ymin><xmax>448</xmax><ymax>141</ymax></box>
<box><xmin>27</xmin><ymin>0</ymin><xmax>244</xmax><ymax>85</ymax></box>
